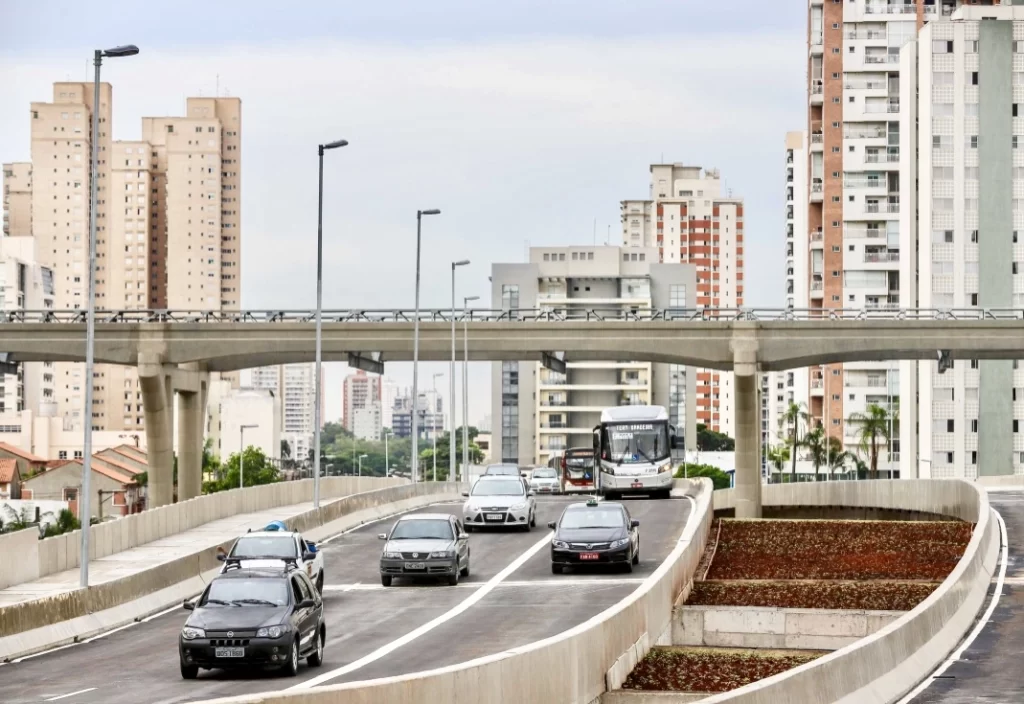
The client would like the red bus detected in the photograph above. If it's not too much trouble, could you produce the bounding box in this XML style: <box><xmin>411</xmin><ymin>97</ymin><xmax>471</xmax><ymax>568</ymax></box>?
<box><xmin>560</xmin><ymin>447</ymin><xmax>597</xmax><ymax>494</ymax></box>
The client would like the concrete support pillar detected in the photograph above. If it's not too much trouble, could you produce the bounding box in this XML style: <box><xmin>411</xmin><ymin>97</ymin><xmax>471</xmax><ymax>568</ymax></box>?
<box><xmin>139</xmin><ymin>354</ymin><xmax>174</xmax><ymax>509</ymax></box>
<box><xmin>175</xmin><ymin>363</ymin><xmax>209</xmax><ymax>501</ymax></box>
<box><xmin>732</xmin><ymin>329</ymin><xmax>761</xmax><ymax>519</ymax></box>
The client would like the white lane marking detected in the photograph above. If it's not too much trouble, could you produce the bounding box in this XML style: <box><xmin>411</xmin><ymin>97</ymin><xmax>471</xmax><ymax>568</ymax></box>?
<box><xmin>7</xmin><ymin>501</ymin><xmax>455</xmax><ymax>665</ymax></box>
<box><xmin>290</xmin><ymin>530</ymin><xmax>554</xmax><ymax>689</ymax></box>
<box><xmin>44</xmin><ymin>688</ymin><xmax>97</xmax><ymax>701</ymax></box>
<box><xmin>322</xmin><ymin>577</ymin><xmax>643</xmax><ymax>592</ymax></box>
<box><xmin>896</xmin><ymin>508</ymin><xmax>1009</xmax><ymax>703</ymax></box>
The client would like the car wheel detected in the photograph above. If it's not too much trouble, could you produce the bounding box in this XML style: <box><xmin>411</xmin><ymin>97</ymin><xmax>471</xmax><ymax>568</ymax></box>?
<box><xmin>307</xmin><ymin>627</ymin><xmax>325</xmax><ymax>667</ymax></box>
<box><xmin>530</xmin><ymin>511</ymin><xmax>536</xmax><ymax>528</ymax></box>
<box><xmin>632</xmin><ymin>545</ymin><xmax>640</xmax><ymax>566</ymax></box>
<box><xmin>465</xmin><ymin>524</ymin><xmax>474</xmax><ymax>533</ymax></box>
<box><xmin>460</xmin><ymin>557</ymin><xmax>470</xmax><ymax>578</ymax></box>
<box><xmin>448</xmin><ymin>568</ymin><xmax>460</xmax><ymax>586</ymax></box>
<box><xmin>551</xmin><ymin>563</ymin><xmax>562</xmax><ymax>575</ymax></box>
<box><xmin>180</xmin><ymin>663</ymin><xmax>199</xmax><ymax>680</ymax></box>
<box><xmin>282</xmin><ymin>638</ymin><xmax>300</xmax><ymax>676</ymax></box>
<box><xmin>380</xmin><ymin>575</ymin><xmax>392</xmax><ymax>587</ymax></box>
<box><xmin>315</xmin><ymin>571</ymin><xmax>324</xmax><ymax>594</ymax></box>
<box><xmin>624</xmin><ymin>557</ymin><xmax>634</xmax><ymax>573</ymax></box>
<box><xmin>605</xmin><ymin>492</ymin><xmax>619</xmax><ymax>501</ymax></box>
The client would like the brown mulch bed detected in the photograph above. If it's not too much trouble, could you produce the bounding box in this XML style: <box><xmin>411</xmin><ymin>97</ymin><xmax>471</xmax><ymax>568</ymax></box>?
<box><xmin>693</xmin><ymin>518</ymin><xmax>722</xmax><ymax>581</ymax></box>
<box><xmin>687</xmin><ymin>579</ymin><xmax>938</xmax><ymax>611</ymax></box>
<box><xmin>704</xmin><ymin>519</ymin><xmax>972</xmax><ymax>581</ymax></box>
<box><xmin>621</xmin><ymin>646</ymin><xmax>823</xmax><ymax>693</ymax></box>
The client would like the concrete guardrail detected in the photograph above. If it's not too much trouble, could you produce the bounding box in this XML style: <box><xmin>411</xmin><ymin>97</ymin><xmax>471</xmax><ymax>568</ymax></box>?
<box><xmin>185</xmin><ymin>478</ymin><xmax>715</xmax><ymax>704</ymax></box>
<box><xmin>697</xmin><ymin>479</ymin><xmax>998</xmax><ymax>703</ymax></box>
<box><xmin>0</xmin><ymin>479</ymin><xmax>460</xmax><ymax>661</ymax></box>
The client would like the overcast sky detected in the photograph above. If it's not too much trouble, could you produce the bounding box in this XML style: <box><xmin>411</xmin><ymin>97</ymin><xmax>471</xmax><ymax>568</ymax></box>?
<box><xmin>0</xmin><ymin>0</ymin><xmax>805</xmax><ymax>429</ymax></box>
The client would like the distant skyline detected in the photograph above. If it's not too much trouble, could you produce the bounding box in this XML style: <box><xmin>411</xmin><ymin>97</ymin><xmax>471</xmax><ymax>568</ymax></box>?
<box><xmin>0</xmin><ymin>1</ymin><xmax>805</xmax><ymax>426</ymax></box>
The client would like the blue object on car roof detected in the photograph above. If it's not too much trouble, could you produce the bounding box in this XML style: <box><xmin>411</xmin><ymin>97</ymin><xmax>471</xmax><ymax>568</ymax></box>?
<box><xmin>263</xmin><ymin>520</ymin><xmax>288</xmax><ymax>532</ymax></box>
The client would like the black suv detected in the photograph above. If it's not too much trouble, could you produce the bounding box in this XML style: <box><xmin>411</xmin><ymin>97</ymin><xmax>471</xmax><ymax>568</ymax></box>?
<box><xmin>179</xmin><ymin>559</ymin><xmax>325</xmax><ymax>679</ymax></box>
<box><xmin>548</xmin><ymin>499</ymin><xmax>640</xmax><ymax>574</ymax></box>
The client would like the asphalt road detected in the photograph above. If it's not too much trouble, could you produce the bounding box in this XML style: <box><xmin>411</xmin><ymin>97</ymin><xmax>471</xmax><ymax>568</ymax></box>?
<box><xmin>908</xmin><ymin>490</ymin><xmax>1024</xmax><ymax>704</ymax></box>
<box><xmin>0</xmin><ymin>494</ymin><xmax>692</xmax><ymax>704</ymax></box>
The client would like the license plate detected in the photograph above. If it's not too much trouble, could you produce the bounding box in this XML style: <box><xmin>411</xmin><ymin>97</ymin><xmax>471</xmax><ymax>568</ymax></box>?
<box><xmin>404</xmin><ymin>562</ymin><xmax>425</xmax><ymax>570</ymax></box>
<box><xmin>215</xmin><ymin>647</ymin><xmax>244</xmax><ymax>658</ymax></box>
<box><xmin>579</xmin><ymin>552</ymin><xmax>599</xmax><ymax>561</ymax></box>
<box><xmin>486</xmin><ymin>513</ymin><xmax>503</xmax><ymax>520</ymax></box>
<box><xmin>631</xmin><ymin>482</ymin><xmax>644</xmax><ymax>489</ymax></box>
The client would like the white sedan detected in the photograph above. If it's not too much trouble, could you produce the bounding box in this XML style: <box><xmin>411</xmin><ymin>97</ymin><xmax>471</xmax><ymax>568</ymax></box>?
<box><xmin>462</xmin><ymin>476</ymin><xmax>537</xmax><ymax>531</ymax></box>
<box><xmin>220</xmin><ymin>529</ymin><xmax>326</xmax><ymax>592</ymax></box>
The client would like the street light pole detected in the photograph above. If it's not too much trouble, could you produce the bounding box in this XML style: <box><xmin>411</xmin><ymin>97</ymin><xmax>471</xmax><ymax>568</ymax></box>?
<box><xmin>81</xmin><ymin>43</ymin><xmax>139</xmax><ymax>589</ymax></box>
<box><xmin>450</xmin><ymin>260</ymin><xmax>469</xmax><ymax>484</ymax></box>
<box><xmin>384</xmin><ymin>429</ymin><xmax>391</xmax><ymax>476</ymax></box>
<box><xmin>239</xmin><ymin>424</ymin><xmax>257</xmax><ymax>489</ymax></box>
<box><xmin>313</xmin><ymin>138</ymin><xmax>348</xmax><ymax>510</ymax></box>
<box><xmin>411</xmin><ymin>209</ymin><xmax>440</xmax><ymax>483</ymax></box>
<box><xmin>462</xmin><ymin>295</ymin><xmax>479</xmax><ymax>479</ymax></box>
<box><xmin>358</xmin><ymin>453</ymin><xmax>368</xmax><ymax>477</ymax></box>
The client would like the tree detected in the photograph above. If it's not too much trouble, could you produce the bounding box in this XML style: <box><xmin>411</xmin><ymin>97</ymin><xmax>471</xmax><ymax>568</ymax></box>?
<box><xmin>826</xmin><ymin>436</ymin><xmax>849</xmax><ymax>479</ymax></box>
<box><xmin>204</xmin><ymin>446</ymin><xmax>280</xmax><ymax>493</ymax></box>
<box><xmin>696</xmin><ymin>424</ymin><xmax>735</xmax><ymax>451</ymax></box>
<box><xmin>766</xmin><ymin>444</ymin><xmax>790</xmax><ymax>478</ymax></box>
<box><xmin>417</xmin><ymin>428</ymin><xmax>485</xmax><ymax>481</ymax></box>
<box><xmin>802</xmin><ymin>426</ymin><xmax>828</xmax><ymax>480</ymax></box>
<box><xmin>849</xmin><ymin>403</ymin><xmax>898</xmax><ymax>480</ymax></box>
<box><xmin>674</xmin><ymin>462</ymin><xmax>731</xmax><ymax>490</ymax></box>
<box><xmin>779</xmin><ymin>402</ymin><xmax>810</xmax><ymax>478</ymax></box>
<box><xmin>42</xmin><ymin>509</ymin><xmax>80</xmax><ymax>538</ymax></box>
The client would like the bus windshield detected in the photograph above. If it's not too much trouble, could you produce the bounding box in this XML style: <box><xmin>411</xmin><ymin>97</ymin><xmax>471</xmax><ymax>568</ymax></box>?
<box><xmin>604</xmin><ymin>423</ymin><xmax>669</xmax><ymax>465</ymax></box>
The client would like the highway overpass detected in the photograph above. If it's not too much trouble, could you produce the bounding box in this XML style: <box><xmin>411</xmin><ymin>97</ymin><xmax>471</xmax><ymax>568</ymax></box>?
<box><xmin>4</xmin><ymin>306</ymin><xmax>1024</xmax><ymax>515</ymax></box>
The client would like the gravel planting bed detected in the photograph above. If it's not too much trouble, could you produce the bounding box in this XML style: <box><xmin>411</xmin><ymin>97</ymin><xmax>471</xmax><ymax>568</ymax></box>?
<box><xmin>687</xmin><ymin>579</ymin><xmax>938</xmax><ymax>611</ymax></box>
<box><xmin>704</xmin><ymin>519</ymin><xmax>972</xmax><ymax>581</ymax></box>
<box><xmin>621</xmin><ymin>646</ymin><xmax>824</xmax><ymax>693</ymax></box>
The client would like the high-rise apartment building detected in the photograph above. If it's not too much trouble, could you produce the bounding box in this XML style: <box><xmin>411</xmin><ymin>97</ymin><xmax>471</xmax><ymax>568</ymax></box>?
<box><xmin>2</xmin><ymin>162</ymin><xmax>32</xmax><ymax>237</ymax></box>
<box><xmin>342</xmin><ymin>370</ymin><xmax>382</xmax><ymax>433</ymax></box>
<box><xmin>491</xmin><ymin>245</ymin><xmax>697</xmax><ymax>466</ymax></box>
<box><xmin>621</xmin><ymin>164</ymin><xmax>744</xmax><ymax>437</ymax></box>
<box><xmin>16</xmin><ymin>83</ymin><xmax>242</xmax><ymax>434</ymax></box>
<box><xmin>242</xmin><ymin>363</ymin><xmax>319</xmax><ymax>463</ymax></box>
<box><xmin>899</xmin><ymin>4</ymin><xmax>1024</xmax><ymax>480</ymax></box>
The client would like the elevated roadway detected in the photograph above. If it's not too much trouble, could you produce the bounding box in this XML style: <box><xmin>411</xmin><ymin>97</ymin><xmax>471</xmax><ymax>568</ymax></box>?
<box><xmin>0</xmin><ymin>495</ymin><xmax>692</xmax><ymax>704</ymax></box>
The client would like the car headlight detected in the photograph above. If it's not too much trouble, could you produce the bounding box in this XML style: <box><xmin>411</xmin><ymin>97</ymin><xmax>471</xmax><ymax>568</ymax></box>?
<box><xmin>181</xmin><ymin>627</ymin><xmax>205</xmax><ymax>640</ymax></box>
<box><xmin>509</xmin><ymin>501</ymin><xmax>528</xmax><ymax>511</ymax></box>
<box><xmin>610</xmin><ymin>538</ymin><xmax>630</xmax><ymax>549</ymax></box>
<box><xmin>552</xmin><ymin>540</ymin><xmax>569</xmax><ymax>549</ymax></box>
<box><xmin>257</xmin><ymin>625</ymin><xmax>288</xmax><ymax>638</ymax></box>
<box><xmin>383</xmin><ymin>551</ymin><xmax>402</xmax><ymax>559</ymax></box>
<box><xmin>658</xmin><ymin>463</ymin><xmax>671</xmax><ymax>474</ymax></box>
<box><xmin>429</xmin><ymin>550</ymin><xmax>455</xmax><ymax>558</ymax></box>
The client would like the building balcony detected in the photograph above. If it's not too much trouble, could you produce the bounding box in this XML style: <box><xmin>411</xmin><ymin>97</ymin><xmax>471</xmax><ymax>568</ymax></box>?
<box><xmin>865</xmin><ymin>4</ymin><xmax>917</xmax><ymax>15</ymax></box>
<box><xmin>863</xmin><ymin>250</ymin><xmax>900</xmax><ymax>263</ymax></box>
<box><xmin>810</xmin><ymin>80</ymin><xmax>823</xmax><ymax>105</ymax></box>
<box><xmin>844</xmin><ymin>30</ymin><xmax>886</xmax><ymax>41</ymax></box>
<box><xmin>865</xmin><ymin>150</ymin><xmax>900</xmax><ymax>163</ymax></box>
<box><xmin>865</xmin><ymin>202</ymin><xmax>899</xmax><ymax>214</ymax></box>
<box><xmin>810</xmin><ymin>281</ymin><xmax>824</xmax><ymax>299</ymax></box>
<box><xmin>810</xmin><ymin>181</ymin><xmax>823</xmax><ymax>203</ymax></box>
<box><xmin>810</xmin><ymin>378</ymin><xmax>824</xmax><ymax>396</ymax></box>
<box><xmin>539</xmin><ymin>426</ymin><xmax>593</xmax><ymax>434</ymax></box>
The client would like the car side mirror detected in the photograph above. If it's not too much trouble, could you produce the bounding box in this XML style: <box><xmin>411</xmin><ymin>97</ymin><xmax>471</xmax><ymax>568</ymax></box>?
<box><xmin>378</xmin><ymin>533</ymin><xmax>388</xmax><ymax>540</ymax></box>
<box><xmin>547</xmin><ymin>521</ymin><xmax>557</xmax><ymax>530</ymax></box>
<box><xmin>298</xmin><ymin>599</ymin><xmax>316</xmax><ymax>609</ymax></box>
<box><xmin>216</xmin><ymin>553</ymin><xmax>227</xmax><ymax>562</ymax></box>
<box><xmin>303</xmin><ymin>551</ymin><xmax>316</xmax><ymax>561</ymax></box>
<box><xmin>631</xmin><ymin>519</ymin><xmax>640</xmax><ymax>528</ymax></box>
<box><xmin>306</xmin><ymin>541</ymin><xmax>317</xmax><ymax>551</ymax></box>
<box><xmin>183</xmin><ymin>599</ymin><xmax>195</xmax><ymax>611</ymax></box>
<box><xmin>461</xmin><ymin>491</ymin><xmax>469</xmax><ymax>497</ymax></box>
<box><xmin>670</xmin><ymin>436</ymin><xmax>680</xmax><ymax>450</ymax></box>
<box><xmin>527</xmin><ymin>490</ymin><xmax>535</xmax><ymax>497</ymax></box>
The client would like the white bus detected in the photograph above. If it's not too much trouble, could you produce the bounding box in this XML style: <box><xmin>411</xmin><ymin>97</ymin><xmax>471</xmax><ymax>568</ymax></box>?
<box><xmin>593</xmin><ymin>406</ymin><xmax>679</xmax><ymax>499</ymax></box>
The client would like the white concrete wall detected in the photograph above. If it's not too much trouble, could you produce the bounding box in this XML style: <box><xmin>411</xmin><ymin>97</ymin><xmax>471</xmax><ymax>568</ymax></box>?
<box><xmin>674</xmin><ymin>605</ymin><xmax>903</xmax><ymax>651</ymax></box>
<box><xmin>0</xmin><ymin>528</ymin><xmax>39</xmax><ymax>589</ymax></box>
<box><xmin>219</xmin><ymin>388</ymin><xmax>281</xmax><ymax>459</ymax></box>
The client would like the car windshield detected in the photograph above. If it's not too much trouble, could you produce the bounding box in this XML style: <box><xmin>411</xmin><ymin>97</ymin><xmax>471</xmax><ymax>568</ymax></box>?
<box><xmin>604</xmin><ymin>423</ymin><xmax>670</xmax><ymax>465</ymax></box>
<box><xmin>203</xmin><ymin>578</ymin><xmax>289</xmax><ymax>607</ymax></box>
<box><xmin>389</xmin><ymin>519</ymin><xmax>453</xmax><ymax>541</ymax></box>
<box><xmin>471</xmin><ymin>479</ymin><xmax>525</xmax><ymax>496</ymax></box>
<box><xmin>485</xmin><ymin>465</ymin><xmax>519</xmax><ymax>476</ymax></box>
<box><xmin>532</xmin><ymin>469</ymin><xmax>557</xmax><ymax>479</ymax></box>
<box><xmin>559</xmin><ymin>507</ymin><xmax>625</xmax><ymax>530</ymax></box>
<box><xmin>230</xmin><ymin>535</ymin><xmax>297</xmax><ymax>559</ymax></box>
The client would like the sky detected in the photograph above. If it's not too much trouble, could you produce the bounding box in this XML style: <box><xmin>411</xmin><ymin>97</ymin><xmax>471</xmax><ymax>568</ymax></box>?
<box><xmin>0</xmin><ymin>0</ymin><xmax>806</xmax><ymax>429</ymax></box>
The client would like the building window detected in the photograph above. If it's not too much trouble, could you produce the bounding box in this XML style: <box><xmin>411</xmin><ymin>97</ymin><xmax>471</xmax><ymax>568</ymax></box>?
<box><xmin>58</xmin><ymin>450</ymin><xmax>67</xmax><ymax>460</ymax></box>
<box><xmin>501</xmin><ymin>284</ymin><xmax>519</xmax><ymax>312</ymax></box>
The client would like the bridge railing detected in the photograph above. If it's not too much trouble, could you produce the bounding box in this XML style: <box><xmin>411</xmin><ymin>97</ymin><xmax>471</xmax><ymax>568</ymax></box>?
<box><xmin>4</xmin><ymin>307</ymin><xmax>1024</xmax><ymax>323</ymax></box>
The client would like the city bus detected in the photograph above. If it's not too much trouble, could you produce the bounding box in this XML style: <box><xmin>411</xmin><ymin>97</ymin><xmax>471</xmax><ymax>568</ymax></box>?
<box><xmin>559</xmin><ymin>448</ymin><xmax>597</xmax><ymax>494</ymax></box>
<box><xmin>593</xmin><ymin>405</ymin><xmax>678</xmax><ymax>499</ymax></box>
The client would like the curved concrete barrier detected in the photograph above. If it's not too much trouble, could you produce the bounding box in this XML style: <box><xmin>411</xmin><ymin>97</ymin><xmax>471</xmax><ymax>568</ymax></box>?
<box><xmin>186</xmin><ymin>478</ymin><xmax>715</xmax><ymax>704</ymax></box>
<box><xmin>0</xmin><ymin>481</ymin><xmax>460</xmax><ymax>661</ymax></box>
<box><xmin>698</xmin><ymin>479</ymin><xmax>998</xmax><ymax>704</ymax></box>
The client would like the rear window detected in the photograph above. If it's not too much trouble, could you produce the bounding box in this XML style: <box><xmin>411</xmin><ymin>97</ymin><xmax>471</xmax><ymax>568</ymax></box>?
<box><xmin>230</xmin><ymin>535</ymin><xmax>297</xmax><ymax>559</ymax></box>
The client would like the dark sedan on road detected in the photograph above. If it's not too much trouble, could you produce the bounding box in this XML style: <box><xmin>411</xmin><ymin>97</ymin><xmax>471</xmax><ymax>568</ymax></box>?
<box><xmin>548</xmin><ymin>499</ymin><xmax>640</xmax><ymax>574</ymax></box>
<box><xmin>379</xmin><ymin>513</ymin><xmax>470</xmax><ymax>586</ymax></box>
<box><xmin>178</xmin><ymin>563</ymin><xmax>324</xmax><ymax>679</ymax></box>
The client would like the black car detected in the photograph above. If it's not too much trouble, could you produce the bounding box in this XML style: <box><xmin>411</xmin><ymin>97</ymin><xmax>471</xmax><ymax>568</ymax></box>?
<box><xmin>548</xmin><ymin>499</ymin><xmax>640</xmax><ymax>574</ymax></box>
<box><xmin>178</xmin><ymin>560</ymin><xmax>325</xmax><ymax>679</ymax></box>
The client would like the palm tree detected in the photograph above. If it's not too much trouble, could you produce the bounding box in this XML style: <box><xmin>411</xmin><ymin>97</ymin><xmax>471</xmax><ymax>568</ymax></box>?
<box><xmin>826</xmin><ymin>436</ymin><xmax>849</xmax><ymax>480</ymax></box>
<box><xmin>779</xmin><ymin>402</ymin><xmax>810</xmax><ymax>479</ymax></box>
<box><xmin>849</xmin><ymin>403</ymin><xmax>898</xmax><ymax>480</ymax></box>
<box><xmin>766</xmin><ymin>444</ymin><xmax>790</xmax><ymax>481</ymax></box>
<box><xmin>802</xmin><ymin>426</ymin><xmax>828</xmax><ymax>480</ymax></box>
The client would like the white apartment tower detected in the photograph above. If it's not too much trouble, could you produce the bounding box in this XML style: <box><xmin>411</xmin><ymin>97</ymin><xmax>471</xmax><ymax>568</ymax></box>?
<box><xmin>243</xmin><ymin>363</ymin><xmax>319</xmax><ymax>463</ymax></box>
<box><xmin>901</xmin><ymin>4</ymin><xmax>1024</xmax><ymax>480</ymax></box>
<box><xmin>621</xmin><ymin>165</ymin><xmax>745</xmax><ymax>437</ymax></box>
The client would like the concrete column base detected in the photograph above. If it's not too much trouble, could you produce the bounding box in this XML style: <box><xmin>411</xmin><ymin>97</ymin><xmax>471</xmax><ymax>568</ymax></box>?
<box><xmin>734</xmin><ymin>371</ymin><xmax>762</xmax><ymax>519</ymax></box>
<box><xmin>139</xmin><ymin>354</ymin><xmax>174</xmax><ymax>508</ymax></box>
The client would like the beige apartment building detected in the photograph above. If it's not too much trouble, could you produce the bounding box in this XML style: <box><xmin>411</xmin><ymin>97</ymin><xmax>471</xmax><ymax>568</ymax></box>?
<box><xmin>621</xmin><ymin>164</ymin><xmax>745</xmax><ymax>437</ymax></box>
<box><xmin>15</xmin><ymin>83</ymin><xmax>242</xmax><ymax>435</ymax></box>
